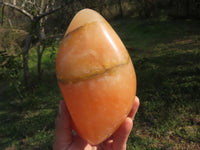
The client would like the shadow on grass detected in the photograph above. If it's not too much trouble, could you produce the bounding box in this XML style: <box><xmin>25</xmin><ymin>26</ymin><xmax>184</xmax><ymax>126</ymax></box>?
<box><xmin>128</xmin><ymin>35</ymin><xmax>200</xmax><ymax>149</ymax></box>
<box><xmin>0</xmin><ymin>71</ymin><xmax>62</xmax><ymax>149</ymax></box>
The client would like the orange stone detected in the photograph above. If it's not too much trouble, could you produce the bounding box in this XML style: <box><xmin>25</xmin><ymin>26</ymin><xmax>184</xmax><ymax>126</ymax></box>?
<box><xmin>56</xmin><ymin>9</ymin><xmax>136</xmax><ymax>145</ymax></box>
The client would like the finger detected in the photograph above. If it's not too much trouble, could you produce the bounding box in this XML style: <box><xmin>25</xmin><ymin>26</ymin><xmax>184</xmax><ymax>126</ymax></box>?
<box><xmin>112</xmin><ymin>117</ymin><xmax>133</xmax><ymax>150</ymax></box>
<box><xmin>128</xmin><ymin>96</ymin><xmax>140</xmax><ymax>120</ymax></box>
<box><xmin>53</xmin><ymin>100</ymin><xmax>72</xmax><ymax>150</ymax></box>
<box><xmin>102</xmin><ymin>97</ymin><xmax>139</xmax><ymax>149</ymax></box>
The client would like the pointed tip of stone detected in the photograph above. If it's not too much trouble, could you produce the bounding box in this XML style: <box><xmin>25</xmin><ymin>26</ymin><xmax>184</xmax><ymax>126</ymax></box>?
<box><xmin>65</xmin><ymin>8</ymin><xmax>105</xmax><ymax>35</ymax></box>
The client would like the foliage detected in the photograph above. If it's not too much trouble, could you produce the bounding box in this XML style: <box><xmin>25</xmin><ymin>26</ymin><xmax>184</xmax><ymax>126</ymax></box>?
<box><xmin>133</xmin><ymin>0</ymin><xmax>200</xmax><ymax>19</ymax></box>
<box><xmin>0</xmin><ymin>0</ymin><xmax>75</xmax><ymax>87</ymax></box>
<box><xmin>0</xmin><ymin>28</ymin><xmax>26</xmax><ymax>96</ymax></box>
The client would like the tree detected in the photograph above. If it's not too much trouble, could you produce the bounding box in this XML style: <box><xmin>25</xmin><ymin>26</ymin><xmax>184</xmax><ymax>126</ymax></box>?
<box><xmin>0</xmin><ymin>0</ymin><xmax>72</xmax><ymax>86</ymax></box>
<box><xmin>134</xmin><ymin>0</ymin><xmax>159</xmax><ymax>18</ymax></box>
<box><xmin>1</xmin><ymin>3</ymin><xmax>5</xmax><ymax>25</ymax></box>
<box><xmin>118</xmin><ymin>0</ymin><xmax>123</xmax><ymax>17</ymax></box>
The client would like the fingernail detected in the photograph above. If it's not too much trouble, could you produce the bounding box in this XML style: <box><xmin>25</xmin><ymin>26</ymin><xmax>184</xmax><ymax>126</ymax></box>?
<box><xmin>132</xmin><ymin>96</ymin><xmax>140</xmax><ymax>119</ymax></box>
<box><xmin>133</xmin><ymin>96</ymin><xmax>140</xmax><ymax>111</ymax></box>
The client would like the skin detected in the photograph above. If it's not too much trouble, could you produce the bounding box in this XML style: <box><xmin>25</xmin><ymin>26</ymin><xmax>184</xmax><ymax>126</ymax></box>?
<box><xmin>53</xmin><ymin>96</ymin><xmax>140</xmax><ymax>150</ymax></box>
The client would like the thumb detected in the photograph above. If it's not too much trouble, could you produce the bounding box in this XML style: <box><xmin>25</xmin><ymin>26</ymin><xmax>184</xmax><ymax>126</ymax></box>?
<box><xmin>53</xmin><ymin>100</ymin><xmax>72</xmax><ymax>150</ymax></box>
<box><xmin>112</xmin><ymin>117</ymin><xmax>133</xmax><ymax>150</ymax></box>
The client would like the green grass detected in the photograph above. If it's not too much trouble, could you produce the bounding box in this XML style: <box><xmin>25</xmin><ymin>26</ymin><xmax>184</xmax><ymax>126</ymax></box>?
<box><xmin>114</xmin><ymin>18</ymin><xmax>200</xmax><ymax>150</ymax></box>
<box><xmin>0</xmin><ymin>18</ymin><xmax>200</xmax><ymax>149</ymax></box>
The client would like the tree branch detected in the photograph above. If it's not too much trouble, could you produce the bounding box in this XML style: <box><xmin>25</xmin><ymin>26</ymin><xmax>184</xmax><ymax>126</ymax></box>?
<box><xmin>21</xmin><ymin>0</ymin><xmax>26</xmax><ymax>8</ymax></box>
<box><xmin>0</xmin><ymin>1</ymin><xmax>34</xmax><ymax>20</ymax></box>
<box><xmin>1</xmin><ymin>4</ymin><xmax>4</xmax><ymax>25</ymax></box>
<box><xmin>37</xmin><ymin>5</ymin><xmax>64</xmax><ymax>20</ymax></box>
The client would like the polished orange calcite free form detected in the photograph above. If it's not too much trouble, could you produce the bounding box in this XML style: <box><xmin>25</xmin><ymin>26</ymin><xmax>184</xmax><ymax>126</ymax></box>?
<box><xmin>56</xmin><ymin>9</ymin><xmax>136</xmax><ymax>145</ymax></box>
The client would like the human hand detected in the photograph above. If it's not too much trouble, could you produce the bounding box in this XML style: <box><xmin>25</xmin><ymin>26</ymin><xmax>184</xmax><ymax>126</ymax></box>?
<box><xmin>53</xmin><ymin>97</ymin><xmax>140</xmax><ymax>150</ymax></box>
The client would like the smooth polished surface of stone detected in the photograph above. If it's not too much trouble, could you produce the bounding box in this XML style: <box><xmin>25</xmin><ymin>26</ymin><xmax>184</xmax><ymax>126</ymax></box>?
<box><xmin>56</xmin><ymin>9</ymin><xmax>136</xmax><ymax>145</ymax></box>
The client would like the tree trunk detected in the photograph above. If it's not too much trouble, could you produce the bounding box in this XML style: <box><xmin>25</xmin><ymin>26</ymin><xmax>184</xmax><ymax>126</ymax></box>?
<box><xmin>186</xmin><ymin>0</ymin><xmax>190</xmax><ymax>17</ymax></box>
<box><xmin>13</xmin><ymin>0</ymin><xmax>16</xmax><ymax>5</ymax></box>
<box><xmin>8</xmin><ymin>18</ymin><xmax>13</xmax><ymax>28</ymax></box>
<box><xmin>36</xmin><ymin>18</ymin><xmax>46</xmax><ymax>80</ymax></box>
<box><xmin>1</xmin><ymin>5</ymin><xmax>4</xmax><ymax>25</ymax></box>
<box><xmin>37</xmin><ymin>43</ymin><xmax>45</xmax><ymax>81</ymax></box>
<box><xmin>119</xmin><ymin>0</ymin><xmax>123</xmax><ymax>17</ymax></box>
<box><xmin>22</xmin><ymin>34</ymin><xmax>31</xmax><ymax>87</ymax></box>
<box><xmin>37</xmin><ymin>44</ymin><xmax>41</xmax><ymax>81</ymax></box>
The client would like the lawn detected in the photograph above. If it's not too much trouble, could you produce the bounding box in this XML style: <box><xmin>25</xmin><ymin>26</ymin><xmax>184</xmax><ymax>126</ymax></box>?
<box><xmin>0</xmin><ymin>18</ymin><xmax>200</xmax><ymax>150</ymax></box>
